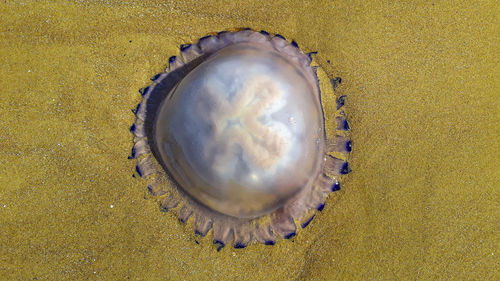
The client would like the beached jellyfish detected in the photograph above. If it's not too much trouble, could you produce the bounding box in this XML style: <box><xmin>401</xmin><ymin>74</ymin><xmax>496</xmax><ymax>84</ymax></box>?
<box><xmin>130</xmin><ymin>29</ymin><xmax>351</xmax><ymax>249</ymax></box>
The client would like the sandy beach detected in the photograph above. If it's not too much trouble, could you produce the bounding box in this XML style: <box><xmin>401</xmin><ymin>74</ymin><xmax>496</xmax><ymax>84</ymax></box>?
<box><xmin>0</xmin><ymin>0</ymin><xmax>498</xmax><ymax>280</ymax></box>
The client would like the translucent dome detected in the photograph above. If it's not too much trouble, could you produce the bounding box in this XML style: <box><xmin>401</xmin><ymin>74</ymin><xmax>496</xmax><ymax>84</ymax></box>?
<box><xmin>154</xmin><ymin>43</ymin><xmax>324</xmax><ymax>218</ymax></box>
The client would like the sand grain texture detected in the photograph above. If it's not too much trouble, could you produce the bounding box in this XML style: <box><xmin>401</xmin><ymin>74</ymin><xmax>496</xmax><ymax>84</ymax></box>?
<box><xmin>0</xmin><ymin>0</ymin><xmax>498</xmax><ymax>280</ymax></box>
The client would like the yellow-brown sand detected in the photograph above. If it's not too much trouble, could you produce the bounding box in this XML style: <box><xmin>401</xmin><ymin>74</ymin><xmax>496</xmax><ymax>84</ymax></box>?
<box><xmin>0</xmin><ymin>0</ymin><xmax>498</xmax><ymax>280</ymax></box>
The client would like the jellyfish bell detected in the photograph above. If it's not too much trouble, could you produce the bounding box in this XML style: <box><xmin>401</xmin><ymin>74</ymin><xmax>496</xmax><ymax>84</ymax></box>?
<box><xmin>154</xmin><ymin>42</ymin><xmax>324</xmax><ymax>219</ymax></box>
<box><xmin>131</xmin><ymin>29</ymin><xmax>351</xmax><ymax>249</ymax></box>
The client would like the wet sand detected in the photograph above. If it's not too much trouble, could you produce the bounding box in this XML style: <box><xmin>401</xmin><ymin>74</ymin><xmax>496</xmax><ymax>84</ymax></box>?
<box><xmin>0</xmin><ymin>0</ymin><xmax>498</xmax><ymax>280</ymax></box>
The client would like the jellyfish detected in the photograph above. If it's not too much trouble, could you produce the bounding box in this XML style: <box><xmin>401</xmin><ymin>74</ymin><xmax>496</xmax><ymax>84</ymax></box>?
<box><xmin>130</xmin><ymin>29</ymin><xmax>351</xmax><ymax>249</ymax></box>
